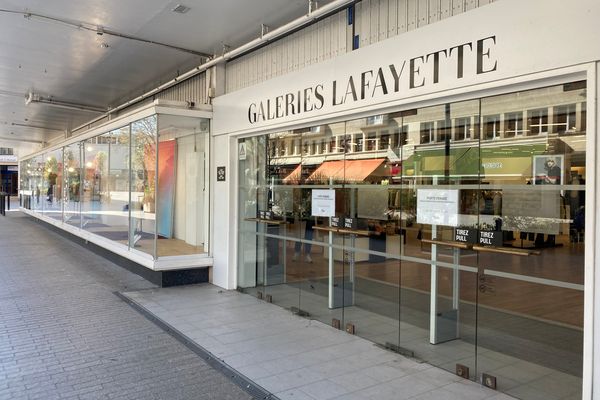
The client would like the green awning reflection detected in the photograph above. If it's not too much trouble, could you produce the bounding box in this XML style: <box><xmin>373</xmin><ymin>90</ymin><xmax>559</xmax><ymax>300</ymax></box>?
<box><xmin>409</xmin><ymin>143</ymin><xmax>548</xmax><ymax>179</ymax></box>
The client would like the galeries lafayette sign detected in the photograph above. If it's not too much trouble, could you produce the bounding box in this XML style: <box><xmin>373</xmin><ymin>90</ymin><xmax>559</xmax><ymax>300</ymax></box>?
<box><xmin>248</xmin><ymin>36</ymin><xmax>497</xmax><ymax>124</ymax></box>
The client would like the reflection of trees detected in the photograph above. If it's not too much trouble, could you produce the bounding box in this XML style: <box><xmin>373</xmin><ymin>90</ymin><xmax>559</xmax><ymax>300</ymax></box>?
<box><xmin>64</xmin><ymin>147</ymin><xmax>81</xmax><ymax>201</ymax></box>
<box><xmin>44</xmin><ymin>155</ymin><xmax>60</xmax><ymax>198</ymax></box>
<box><xmin>44</xmin><ymin>156</ymin><xmax>58</xmax><ymax>181</ymax></box>
<box><xmin>94</xmin><ymin>151</ymin><xmax>108</xmax><ymax>173</ymax></box>
<box><xmin>131</xmin><ymin>117</ymin><xmax>157</xmax><ymax>203</ymax></box>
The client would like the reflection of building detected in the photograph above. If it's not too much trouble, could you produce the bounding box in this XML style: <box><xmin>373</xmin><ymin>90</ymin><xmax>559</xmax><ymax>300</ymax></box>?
<box><xmin>268</xmin><ymin>83</ymin><xmax>586</xmax><ymax>187</ymax></box>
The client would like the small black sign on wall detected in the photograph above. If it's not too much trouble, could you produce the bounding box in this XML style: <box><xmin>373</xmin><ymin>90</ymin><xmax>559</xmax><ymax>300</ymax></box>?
<box><xmin>217</xmin><ymin>166</ymin><xmax>226</xmax><ymax>181</ymax></box>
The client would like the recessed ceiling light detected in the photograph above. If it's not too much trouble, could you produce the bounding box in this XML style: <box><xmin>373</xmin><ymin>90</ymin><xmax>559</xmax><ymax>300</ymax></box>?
<box><xmin>172</xmin><ymin>4</ymin><xmax>191</xmax><ymax>14</ymax></box>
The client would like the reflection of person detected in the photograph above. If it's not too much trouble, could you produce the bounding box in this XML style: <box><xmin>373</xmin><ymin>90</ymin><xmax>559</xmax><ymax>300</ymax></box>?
<box><xmin>47</xmin><ymin>172</ymin><xmax>57</xmax><ymax>202</ymax></box>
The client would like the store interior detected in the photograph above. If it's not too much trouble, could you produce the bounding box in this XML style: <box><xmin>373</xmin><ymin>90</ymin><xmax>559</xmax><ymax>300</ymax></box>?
<box><xmin>238</xmin><ymin>81</ymin><xmax>586</xmax><ymax>400</ymax></box>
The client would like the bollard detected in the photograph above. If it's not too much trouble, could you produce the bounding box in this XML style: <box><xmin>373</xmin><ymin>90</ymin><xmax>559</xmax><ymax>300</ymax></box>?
<box><xmin>0</xmin><ymin>193</ymin><xmax>5</xmax><ymax>216</ymax></box>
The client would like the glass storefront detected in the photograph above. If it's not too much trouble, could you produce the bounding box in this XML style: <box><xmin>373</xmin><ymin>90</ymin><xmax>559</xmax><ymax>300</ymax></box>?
<box><xmin>20</xmin><ymin>112</ymin><xmax>210</xmax><ymax>261</ymax></box>
<box><xmin>237</xmin><ymin>81</ymin><xmax>586</xmax><ymax>399</ymax></box>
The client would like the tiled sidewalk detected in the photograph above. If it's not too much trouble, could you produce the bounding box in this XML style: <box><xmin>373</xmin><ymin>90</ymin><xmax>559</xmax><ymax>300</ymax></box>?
<box><xmin>0</xmin><ymin>213</ymin><xmax>252</xmax><ymax>400</ymax></box>
<box><xmin>123</xmin><ymin>284</ymin><xmax>514</xmax><ymax>400</ymax></box>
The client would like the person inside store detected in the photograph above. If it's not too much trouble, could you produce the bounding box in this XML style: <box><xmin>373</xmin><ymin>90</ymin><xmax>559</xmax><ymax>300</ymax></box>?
<box><xmin>293</xmin><ymin>190</ymin><xmax>314</xmax><ymax>263</ymax></box>
<box><xmin>569</xmin><ymin>173</ymin><xmax>585</xmax><ymax>243</ymax></box>
<box><xmin>534</xmin><ymin>157</ymin><xmax>562</xmax><ymax>246</ymax></box>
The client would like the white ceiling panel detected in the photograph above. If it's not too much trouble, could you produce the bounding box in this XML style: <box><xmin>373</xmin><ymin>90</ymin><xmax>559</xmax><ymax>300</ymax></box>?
<box><xmin>0</xmin><ymin>0</ymin><xmax>334</xmax><ymax>156</ymax></box>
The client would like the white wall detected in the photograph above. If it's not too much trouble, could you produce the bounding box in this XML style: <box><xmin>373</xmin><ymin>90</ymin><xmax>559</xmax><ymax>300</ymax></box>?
<box><xmin>226</xmin><ymin>0</ymin><xmax>496</xmax><ymax>93</ymax></box>
<box><xmin>210</xmin><ymin>133</ymin><xmax>237</xmax><ymax>289</ymax></box>
<box><xmin>174</xmin><ymin>135</ymin><xmax>205</xmax><ymax>246</ymax></box>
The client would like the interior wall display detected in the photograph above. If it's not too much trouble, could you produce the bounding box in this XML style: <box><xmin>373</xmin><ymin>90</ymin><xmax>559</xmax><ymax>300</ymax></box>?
<box><xmin>157</xmin><ymin>140</ymin><xmax>176</xmax><ymax>238</ymax></box>
<box><xmin>533</xmin><ymin>154</ymin><xmax>564</xmax><ymax>185</ymax></box>
<box><xmin>417</xmin><ymin>189</ymin><xmax>459</xmax><ymax>227</ymax></box>
<box><xmin>311</xmin><ymin>189</ymin><xmax>335</xmax><ymax>217</ymax></box>
<box><xmin>357</xmin><ymin>187</ymin><xmax>388</xmax><ymax>220</ymax></box>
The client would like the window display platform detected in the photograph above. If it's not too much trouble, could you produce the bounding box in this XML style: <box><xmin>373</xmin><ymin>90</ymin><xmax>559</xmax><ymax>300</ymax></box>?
<box><xmin>23</xmin><ymin>209</ymin><xmax>212</xmax><ymax>287</ymax></box>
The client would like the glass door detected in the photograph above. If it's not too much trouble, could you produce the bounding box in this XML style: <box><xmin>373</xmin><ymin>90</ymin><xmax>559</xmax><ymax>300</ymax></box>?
<box><xmin>295</xmin><ymin>124</ymin><xmax>344</xmax><ymax>324</ymax></box>
<box><xmin>261</xmin><ymin>131</ymin><xmax>301</xmax><ymax>311</ymax></box>
<box><xmin>236</xmin><ymin>80</ymin><xmax>586</xmax><ymax>400</ymax></box>
<box><xmin>399</xmin><ymin>100</ymin><xmax>480</xmax><ymax>374</ymax></box>
<box><xmin>474</xmin><ymin>83</ymin><xmax>585</xmax><ymax>399</ymax></box>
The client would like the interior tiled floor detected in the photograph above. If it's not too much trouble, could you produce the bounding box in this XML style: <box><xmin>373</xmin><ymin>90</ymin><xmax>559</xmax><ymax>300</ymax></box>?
<box><xmin>123</xmin><ymin>284</ymin><xmax>518</xmax><ymax>400</ymax></box>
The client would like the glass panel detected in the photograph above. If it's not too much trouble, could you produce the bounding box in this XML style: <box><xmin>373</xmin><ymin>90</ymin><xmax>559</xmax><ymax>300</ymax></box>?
<box><xmin>238</xmin><ymin>135</ymin><xmax>268</xmax><ymax>296</ymax></box>
<box><xmin>477</xmin><ymin>82</ymin><xmax>585</xmax><ymax>399</ymax></box>
<box><xmin>156</xmin><ymin>115</ymin><xmax>209</xmax><ymax>257</ymax></box>
<box><xmin>43</xmin><ymin>148</ymin><xmax>63</xmax><ymax>220</ymax></box>
<box><xmin>334</xmin><ymin>113</ymin><xmax>400</xmax><ymax>348</ymax></box>
<box><xmin>130</xmin><ymin>116</ymin><xmax>157</xmax><ymax>257</ymax></box>
<box><xmin>296</xmin><ymin>123</ymin><xmax>344</xmax><ymax>324</ymax></box>
<box><xmin>82</xmin><ymin>134</ymin><xmax>113</xmax><ymax>239</ymax></box>
<box><xmin>262</xmin><ymin>130</ymin><xmax>301</xmax><ymax>311</ymax></box>
<box><xmin>63</xmin><ymin>143</ymin><xmax>82</xmax><ymax>227</ymax></box>
<box><xmin>30</xmin><ymin>155</ymin><xmax>45</xmax><ymax>212</ymax></box>
<box><xmin>402</xmin><ymin>100</ymin><xmax>480</xmax><ymax>373</ymax></box>
<box><xmin>108</xmin><ymin>127</ymin><xmax>131</xmax><ymax>240</ymax></box>
<box><xmin>19</xmin><ymin>160</ymin><xmax>34</xmax><ymax>209</ymax></box>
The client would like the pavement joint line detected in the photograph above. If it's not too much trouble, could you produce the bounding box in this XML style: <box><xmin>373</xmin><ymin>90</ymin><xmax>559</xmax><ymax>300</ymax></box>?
<box><xmin>113</xmin><ymin>291</ymin><xmax>279</xmax><ymax>400</ymax></box>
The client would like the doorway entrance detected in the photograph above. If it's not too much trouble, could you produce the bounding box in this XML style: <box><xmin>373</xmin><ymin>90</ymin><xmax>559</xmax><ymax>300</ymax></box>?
<box><xmin>237</xmin><ymin>81</ymin><xmax>586</xmax><ymax>400</ymax></box>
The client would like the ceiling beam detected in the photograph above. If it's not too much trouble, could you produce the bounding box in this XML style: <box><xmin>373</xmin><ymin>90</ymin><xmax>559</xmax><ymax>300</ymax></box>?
<box><xmin>0</xmin><ymin>136</ymin><xmax>44</xmax><ymax>144</ymax></box>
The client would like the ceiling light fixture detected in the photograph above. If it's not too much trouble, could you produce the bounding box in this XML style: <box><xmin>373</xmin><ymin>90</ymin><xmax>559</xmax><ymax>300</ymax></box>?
<box><xmin>10</xmin><ymin>122</ymin><xmax>63</xmax><ymax>132</ymax></box>
<box><xmin>0</xmin><ymin>136</ymin><xmax>44</xmax><ymax>144</ymax></box>
<box><xmin>172</xmin><ymin>4</ymin><xmax>191</xmax><ymax>14</ymax></box>
<box><xmin>26</xmin><ymin>92</ymin><xmax>106</xmax><ymax>113</ymax></box>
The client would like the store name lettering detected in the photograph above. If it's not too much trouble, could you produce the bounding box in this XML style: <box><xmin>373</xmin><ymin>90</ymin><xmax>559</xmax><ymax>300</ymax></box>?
<box><xmin>248</xmin><ymin>36</ymin><xmax>497</xmax><ymax>124</ymax></box>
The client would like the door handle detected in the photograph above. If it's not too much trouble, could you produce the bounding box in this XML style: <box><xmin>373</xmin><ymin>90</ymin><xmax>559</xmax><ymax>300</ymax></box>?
<box><xmin>421</xmin><ymin>238</ymin><xmax>472</xmax><ymax>250</ymax></box>
<box><xmin>472</xmin><ymin>245</ymin><xmax>539</xmax><ymax>256</ymax></box>
<box><xmin>421</xmin><ymin>239</ymin><xmax>539</xmax><ymax>256</ymax></box>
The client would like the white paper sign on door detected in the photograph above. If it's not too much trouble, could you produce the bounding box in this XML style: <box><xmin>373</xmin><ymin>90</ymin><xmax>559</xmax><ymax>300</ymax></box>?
<box><xmin>311</xmin><ymin>189</ymin><xmax>335</xmax><ymax>217</ymax></box>
<box><xmin>417</xmin><ymin>189</ymin><xmax>459</xmax><ymax>227</ymax></box>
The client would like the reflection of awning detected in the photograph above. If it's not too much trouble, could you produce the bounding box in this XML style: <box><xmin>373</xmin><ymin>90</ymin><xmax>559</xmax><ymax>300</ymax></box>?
<box><xmin>282</xmin><ymin>165</ymin><xmax>301</xmax><ymax>183</ymax></box>
<box><xmin>307</xmin><ymin>158</ymin><xmax>385</xmax><ymax>183</ymax></box>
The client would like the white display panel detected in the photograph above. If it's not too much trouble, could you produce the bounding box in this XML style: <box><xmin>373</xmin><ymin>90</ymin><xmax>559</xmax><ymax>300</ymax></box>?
<box><xmin>417</xmin><ymin>189</ymin><xmax>459</xmax><ymax>227</ymax></box>
<box><xmin>311</xmin><ymin>189</ymin><xmax>336</xmax><ymax>217</ymax></box>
